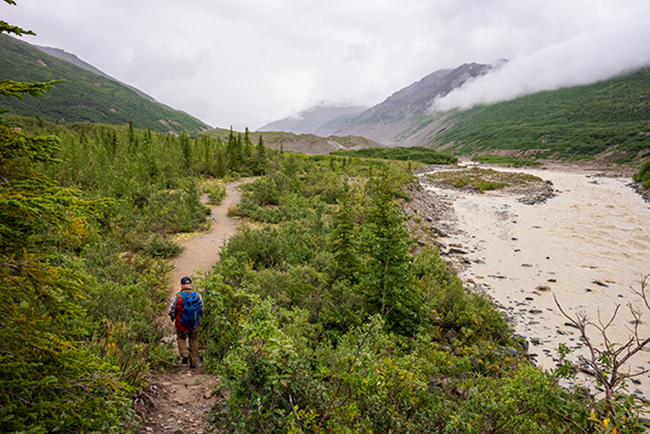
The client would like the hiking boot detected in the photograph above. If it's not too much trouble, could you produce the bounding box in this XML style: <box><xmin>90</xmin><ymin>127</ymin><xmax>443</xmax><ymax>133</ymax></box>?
<box><xmin>181</xmin><ymin>356</ymin><xmax>189</xmax><ymax>365</ymax></box>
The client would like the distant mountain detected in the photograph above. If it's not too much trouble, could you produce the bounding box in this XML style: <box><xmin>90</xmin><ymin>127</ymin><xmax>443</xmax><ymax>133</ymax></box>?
<box><xmin>0</xmin><ymin>34</ymin><xmax>211</xmax><ymax>134</ymax></box>
<box><xmin>258</xmin><ymin>104</ymin><xmax>367</xmax><ymax>135</ymax></box>
<box><xmin>261</xmin><ymin>63</ymin><xmax>493</xmax><ymax>146</ymax></box>
<box><xmin>261</xmin><ymin>61</ymin><xmax>650</xmax><ymax>163</ymax></box>
<box><xmin>436</xmin><ymin>66</ymin><xmax>650</xmax><ymax>164</ymax></box>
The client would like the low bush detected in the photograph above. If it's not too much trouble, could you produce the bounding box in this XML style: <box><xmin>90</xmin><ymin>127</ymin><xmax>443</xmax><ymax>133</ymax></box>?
<box><xmin>204</xmin><ymin>182</ymin><xmax>226</xmax><ymax>205</ymax></box>
<box><xmin>633</xmin><ymin>160</ymin><xmax>650</xmax><ymax>190</ymax></box>
<box><xmin>143</xmin><ymin>233</ymin><xmax>183</xmax><ymax>258</ymax></box>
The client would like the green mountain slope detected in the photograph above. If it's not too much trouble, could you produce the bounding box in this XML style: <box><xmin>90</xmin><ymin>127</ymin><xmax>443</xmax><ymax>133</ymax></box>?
<box><xmin>0</xmin><ymin>34</ymin><xmax>211</xmax><ymax>134</ymax></box>
<box><xmin>434</xmin><ymin>67</ymin><xmax>650</xmax><ymax>163</ymax></box>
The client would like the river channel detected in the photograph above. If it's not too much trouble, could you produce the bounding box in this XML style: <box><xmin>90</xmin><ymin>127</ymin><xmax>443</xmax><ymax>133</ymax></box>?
<box><xmin>424</xmin><ymin>165</ymin><xmax>650</xmax><ymax>397</ymax></box>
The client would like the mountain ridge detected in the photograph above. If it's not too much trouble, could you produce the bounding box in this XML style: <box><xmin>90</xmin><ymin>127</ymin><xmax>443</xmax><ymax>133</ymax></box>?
<box><xmin>0</xmin><ymin>34</ymin><xmax>211</xmax><ymax>134</ymax></box>
<box><xmin>260</xmin><ymin>62</ymin><xmax>650</xmax><ymax>163</ymax></box>
<box><xmin>33</xmin><ymin>44</ymin><xmax>159</xmax><ymax>103</ymax></box>
<box><xmin>258</xmin><ymin>104</ymin><xmax>367</xmax><ymax>135</ymax></box>
<box><xmin>260</xmin><ymin>63</ymin><xmax>493</xmax><ymax>146</ymax></box>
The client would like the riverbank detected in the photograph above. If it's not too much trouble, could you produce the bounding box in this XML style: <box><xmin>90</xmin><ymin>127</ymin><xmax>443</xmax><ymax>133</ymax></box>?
<box><xmin>409</xmin><ymin>162</ymin><xmax>650</xmax><ymax>400</ymax></box>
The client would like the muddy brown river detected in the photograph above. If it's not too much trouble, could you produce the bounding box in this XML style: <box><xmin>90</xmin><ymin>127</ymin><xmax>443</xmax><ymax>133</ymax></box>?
<box><xmin>425</xmin><ymin>166</ymin><xmax>650</xmax><ymax>398</ymax></box>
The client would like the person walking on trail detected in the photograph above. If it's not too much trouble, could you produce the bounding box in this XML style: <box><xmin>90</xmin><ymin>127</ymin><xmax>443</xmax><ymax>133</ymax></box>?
<box><xmin>168</xmin><ymin>276</ymin><xmax>204</xmax><ymax>368</ymax></box>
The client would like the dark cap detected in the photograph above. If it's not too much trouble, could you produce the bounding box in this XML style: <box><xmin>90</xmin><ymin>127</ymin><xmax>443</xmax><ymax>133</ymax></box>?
<box><xmin>180</xmin><ymin>276</ymin><xmax>192</xmax><ymax>284</ymax></box>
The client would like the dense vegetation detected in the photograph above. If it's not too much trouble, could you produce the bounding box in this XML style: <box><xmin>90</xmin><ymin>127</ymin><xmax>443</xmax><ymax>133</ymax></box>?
<box><xmin>192</xmin><ymin>154</ymin><xmax>648</xmax><ymax>432</ymax></box>
<box><xmin>5</xmin><ymin>105</ymin><xmax>643</xmax><ymax>431</ymax></box>
<box><xmin>435</xmin><ymin>67</ymin><xmax>650</xmax><ymax>163</ymax></box>
<box><xmin>332</xmin><ymin>146</ymin><xmax>458</xmax><ymax>165</ymax></box>
<box><xmin>0</xmin><ymin>33</ymin><xmax>211</xmax><ymax>134</ymax></box>
<box><xmin>0</xmin><ymin>102</ymin><xmax>270</xmax><ymax>431</ymax></box>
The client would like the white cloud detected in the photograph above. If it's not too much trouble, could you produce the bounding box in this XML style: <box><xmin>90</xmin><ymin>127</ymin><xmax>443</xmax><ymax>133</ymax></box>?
<box><xmin>3</xmin><ymin>0</ymin><xmax>650</xmax><ymax>130</ymax></box>
<box><xmin>433</xmin><ymin>14</ymin><xmax>650</xmax><ymax>112</ymax></box>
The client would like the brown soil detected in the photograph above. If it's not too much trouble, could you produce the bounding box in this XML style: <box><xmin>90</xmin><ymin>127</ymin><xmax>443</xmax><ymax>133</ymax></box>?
<box><xmin>136</xmin><ymin>179</ymin><xmax>251</xmax><ymax>434</ymax></box>
<box><xmin>167</xmin><ymin>180</ymin><xmax>248</xmax><ymax>287</ymax></box>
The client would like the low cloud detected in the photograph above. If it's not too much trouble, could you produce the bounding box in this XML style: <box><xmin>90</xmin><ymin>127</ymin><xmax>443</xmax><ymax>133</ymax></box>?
<box><xmin>432</xmin><ymin>15</ymin><xmax>650</xmax><ymax>112</ymax></box>
<box><xmin>4</xmin><ymin>0</ymin><xmax>650</xmax><ymax>129</ymax></box>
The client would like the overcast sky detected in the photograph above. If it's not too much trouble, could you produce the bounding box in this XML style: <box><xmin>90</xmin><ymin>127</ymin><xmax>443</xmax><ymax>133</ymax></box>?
<box><xmin>4</xmin><ymin>0</ymin><xmax>650</xmax><ymax>130</ymax></box>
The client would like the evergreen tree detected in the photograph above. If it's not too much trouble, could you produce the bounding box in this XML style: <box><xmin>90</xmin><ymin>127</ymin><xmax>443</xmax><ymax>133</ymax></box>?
<box><xmin>214</xmin><ymin>138</ymin><xmax>226</xmax><ymax>178</ymax></box>
<box><xmin>255</xmin><ymin>135</ymin><xmax>267</xmax><ymax>175</ymax></box>
<box><xmin>202</xmin><ymin>135</ymin><xmax>213</xmax><ymax>175</ymax></box>
<box><xmin>362</xmin><ymin>172</ymin><xmax>420</xmax><ymax>334</ymax></box>
<box><xmin>236</xmin><ymin>133</ymin><xmax>243</xmax><ymax>164</ymax></box>
<box><xmin>226</xmin><ymin>127</ymin><xmax>240</xmax><ymax>172</ymax></box>
<box><xmin>330</xmin><ymin>180</ymin><xmax>358</xmax><ymax>281</ymax></box>
<box><xmin>180</xmin><ymin>130</ymin><xmax>192</xmax><ymax>170</ymax></box>
<box><xmin>0</xmin><ymin>4</ymin><xmax>130</xmax><ymax>431</ymax></box>
<box><xmin>110</xmin><ymin>129</ymin><xmax>118</xmax><ymax>157</ymax></box>
<box><xmin>128</xmin><ymin>118</ymin><xmax>136</xmax><ymax>151</ymax></box>
<box><xmin>243</xmin><ymin>127</ymin><xmax>253</xmax><ymax>158</ymax></box>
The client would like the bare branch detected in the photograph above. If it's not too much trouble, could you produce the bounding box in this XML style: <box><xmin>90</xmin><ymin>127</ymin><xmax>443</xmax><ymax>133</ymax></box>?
<box><xmin>546</xmin><ymin>405</ymin><xmax>590</xmax><ymax>434</ymax></box>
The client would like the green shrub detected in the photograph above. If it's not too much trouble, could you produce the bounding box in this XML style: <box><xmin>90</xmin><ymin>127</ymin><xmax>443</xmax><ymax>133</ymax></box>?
<box><xmin>143</xmin><ymin>233</ymin><xmax>183</xmax><ymax>258</ymax></box>
<box><xmin>204</xmin><ymin>182</ymin><xmax>226</xmax><ymax>205</ymax></box>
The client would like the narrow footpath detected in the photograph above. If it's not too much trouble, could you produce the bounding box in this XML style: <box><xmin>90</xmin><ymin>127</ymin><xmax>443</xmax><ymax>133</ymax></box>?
<box><xmin>136</xmin><ymin>180</ymin><xmax>249</xmax><ymax>434</ymax></box>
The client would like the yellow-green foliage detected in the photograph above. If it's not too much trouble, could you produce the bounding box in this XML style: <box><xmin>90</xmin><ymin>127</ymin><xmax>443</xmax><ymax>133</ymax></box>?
<box><xmin>427</xmin><ymin>167</ymin><xmax>543</xmax><ymax>192</ymax></box>
<box><xmin>0</xmin><ymin>124</ymin><xmax>136</xmax><ymax>433</ymax></box>
<box><xmin>633</xmin><ymin>160</ymin><xmax>650</xmax><ymax>190</ymax></box>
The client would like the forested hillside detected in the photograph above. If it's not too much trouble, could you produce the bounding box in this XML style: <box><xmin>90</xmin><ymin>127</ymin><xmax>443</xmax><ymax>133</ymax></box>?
<box><xmin>435</xmin><ymin>67</ymin><xmax>650</xmax><ymax>163</ymax></box>
<box><xmin>0</xmin><ymin>34</ymin><xmax>211</xmax><ymax>134</ymax></box>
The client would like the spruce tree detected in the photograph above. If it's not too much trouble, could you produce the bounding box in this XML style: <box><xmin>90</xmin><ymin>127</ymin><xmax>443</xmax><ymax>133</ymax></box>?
<box><xmin>180</xmin><ymin>131</ymin><xmax>192</xmax><ymax>170</ymax></box>
<box><xmin>128</xmin><ymin>118</ymin><xmax>136</xmax><ymax>151</ymax></box>
<box><xmin>214</xmin><ymin>137</ymin><xmax>226</xmax><ymax>178</ymax></box>
<box><xmin>226</xmin><ymin>127</ymin><xmax>240</xmax><ymax>172</ymax></box>
<box><xmin>202</xmin><ymin>135</ymin><xmax>213</xmax><ymax>175</ymax></box>
<box><xmin>255</xmin><ymin>135</ymin><xmax>267</xmax><ymax>175</ymax></box>
<box><xmin>362</xmin><ymin>172</ymin><xmax>420</xmax><ymax>334</ymax></box>
<box><xmin>0</xmin><ymin>4</ymin><xmax>129</xmax><ymax>431</ymax></box>
<box><xmin>330</xmin><ymin>180</ymin><xmax>358</xmax><ymax>281</ymax></box>
<box><xmin>243</xmin><ymin>127</ymin><xmax>253</xmax><ymax>158</ymax></box>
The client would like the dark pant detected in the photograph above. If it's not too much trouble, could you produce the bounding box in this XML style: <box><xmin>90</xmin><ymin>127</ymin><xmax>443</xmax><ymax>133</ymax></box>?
<box><xmin>176</xmin><ymin>327</ymin><xmax>199</xmax><ymax>365</ymax></box>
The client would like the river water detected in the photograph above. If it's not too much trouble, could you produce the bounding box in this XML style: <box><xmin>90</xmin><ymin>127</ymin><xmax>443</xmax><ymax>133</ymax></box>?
<box><xmin>424</xmin><ymin>166</ymin><xmax>650</xmax><ymax>397</ymax></box>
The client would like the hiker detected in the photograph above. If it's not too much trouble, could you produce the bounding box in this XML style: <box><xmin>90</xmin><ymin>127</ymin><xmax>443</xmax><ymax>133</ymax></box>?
<box><xmin>168</xmin><ymin>276</ymin><xmax>204</xmax><ymax>368</ymax></box>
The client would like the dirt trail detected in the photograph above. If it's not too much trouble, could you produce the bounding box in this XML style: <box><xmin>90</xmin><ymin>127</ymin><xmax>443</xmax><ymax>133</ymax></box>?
<box><xmin>168</xmin><ymin>181</ymin><xmax>245</xmax><ymax>287</ymax></box>
<box><xmin>136</xmin><ymin>180</ymin><xmax>250</xmax><ymax>434</ymax></box>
